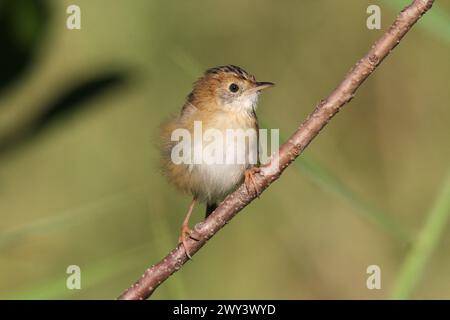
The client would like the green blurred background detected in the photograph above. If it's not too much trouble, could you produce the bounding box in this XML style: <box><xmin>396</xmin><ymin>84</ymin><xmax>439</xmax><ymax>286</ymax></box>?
<box><xmin>0</xmin><ymin>0</ymin><xmax>449</xmax><ymax>299</ymax></box>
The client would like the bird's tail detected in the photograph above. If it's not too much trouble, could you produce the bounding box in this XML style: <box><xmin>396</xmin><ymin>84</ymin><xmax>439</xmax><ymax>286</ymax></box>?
<box><xmin>205</xmin><ymin>203</ymin><xmax>218</xmax><ymax>219</ymax></box>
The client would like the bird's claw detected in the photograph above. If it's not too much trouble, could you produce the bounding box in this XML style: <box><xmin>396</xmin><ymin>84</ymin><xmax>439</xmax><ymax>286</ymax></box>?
<box><xmin>244</xmin><ymin>167</ymin><xmax>261</xmax><ymax>198</ymax></box>
<box><xmin>179</xmin><ymin>225</ymin><xmax>199</xmax><ymax>259</ymax></box>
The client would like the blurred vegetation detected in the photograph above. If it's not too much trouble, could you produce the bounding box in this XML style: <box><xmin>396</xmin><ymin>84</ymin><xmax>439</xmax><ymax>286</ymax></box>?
<box><xmin>0</xmin><ymin>0</ymin><xmax>48</xmax><ymax>94</ymax></box>
<box><xmin>0</xmin><ymin>0</ymin><xmax>449</xmax><ymax>299</ymax></box>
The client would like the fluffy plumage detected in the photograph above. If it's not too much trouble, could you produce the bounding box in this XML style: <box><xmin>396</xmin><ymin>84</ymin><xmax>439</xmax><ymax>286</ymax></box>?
<box><xmin>161</xmin><ymin>65</ymin><xmax>273</xmax><ymax>217</ymax></box>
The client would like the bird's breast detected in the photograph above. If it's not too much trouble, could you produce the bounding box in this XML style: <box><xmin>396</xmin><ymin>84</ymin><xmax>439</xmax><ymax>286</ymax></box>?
<box><xmin>188</xmin><ymin>110</ymin><xmax>258</xmax><ymax>202</ymax></box>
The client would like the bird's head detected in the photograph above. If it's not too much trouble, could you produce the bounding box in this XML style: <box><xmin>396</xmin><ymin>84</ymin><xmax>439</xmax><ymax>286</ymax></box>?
<box><xmin>188</xmin><ymin>65</ymin><xmax>274</xmax><ymax>115</ymax></box>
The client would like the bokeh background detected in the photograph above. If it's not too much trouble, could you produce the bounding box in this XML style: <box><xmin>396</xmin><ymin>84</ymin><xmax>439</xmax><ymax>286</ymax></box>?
<box><xmin>1</xmin><ymin>0</ymin><xmax>449</xmax><ymax>299</ymax></box>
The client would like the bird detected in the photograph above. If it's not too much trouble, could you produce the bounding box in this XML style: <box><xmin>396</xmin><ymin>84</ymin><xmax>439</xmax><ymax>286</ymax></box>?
<box><xmin>160</xmin><ymin>65</ymin><xmax>274</xmax><ymax>258</ymax></box>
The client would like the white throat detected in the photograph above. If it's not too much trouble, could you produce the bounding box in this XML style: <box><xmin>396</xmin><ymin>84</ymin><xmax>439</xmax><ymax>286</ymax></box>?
<box><xmin>226</xmin><ymin>92</ymin><xmax>260</xmax><ymax>115</ymax></box>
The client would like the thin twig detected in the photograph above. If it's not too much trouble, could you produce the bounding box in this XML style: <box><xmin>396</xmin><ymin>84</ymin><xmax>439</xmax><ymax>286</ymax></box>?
<box><xmin>118</xmin><ymin>0</ymin><xmax>435</xmax><ymax>300</ymax></box>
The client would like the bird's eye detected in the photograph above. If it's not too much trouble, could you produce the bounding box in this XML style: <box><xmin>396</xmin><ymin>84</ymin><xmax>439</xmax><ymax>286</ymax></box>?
<box><xmin>229</xmin><ymin>83</ymin><xmax>239</xmax><ymax>93</ymax></box>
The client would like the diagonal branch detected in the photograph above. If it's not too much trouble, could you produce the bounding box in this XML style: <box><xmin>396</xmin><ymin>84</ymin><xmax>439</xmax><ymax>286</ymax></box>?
<box><xmin>118</xmin><ymin>0</ymin><xmax>435</xmax><ymax>300</ymax></box>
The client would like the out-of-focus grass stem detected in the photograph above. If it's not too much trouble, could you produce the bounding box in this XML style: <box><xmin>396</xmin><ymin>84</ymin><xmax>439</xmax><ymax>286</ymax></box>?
<box><xmin>391</xmin><ymin>172</ymin><xmax>450</xmax><ymax>299</ymax></box>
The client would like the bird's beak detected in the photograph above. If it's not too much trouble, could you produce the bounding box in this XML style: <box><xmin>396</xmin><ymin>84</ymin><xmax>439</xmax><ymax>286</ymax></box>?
<box><xmin>246</xmin><ymin>81</ymin><xmax>275</xmax><ymax>94</ymax></box>
<box><xmin>255</xmin><ymin>81</ymin><xmax>275</xmax><ymax>91</ymax></box>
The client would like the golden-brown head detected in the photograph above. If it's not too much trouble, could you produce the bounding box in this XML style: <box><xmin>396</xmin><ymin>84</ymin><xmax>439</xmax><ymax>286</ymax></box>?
<box><xmin>187</xmin><ymin>65</ymin><xmax>274</xmax><ymax>116</ymax></box>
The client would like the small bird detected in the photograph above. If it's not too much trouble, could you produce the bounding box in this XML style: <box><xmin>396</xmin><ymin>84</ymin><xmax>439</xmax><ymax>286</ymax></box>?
<box><xmin>160</xmin><ymin>65</ymin><xmax>274</xmax><ymax>257</ymax></box>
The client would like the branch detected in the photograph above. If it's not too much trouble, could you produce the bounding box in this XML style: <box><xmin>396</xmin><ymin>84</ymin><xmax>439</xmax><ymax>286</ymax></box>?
<box><xmin>118</xmin><ymin>0</ymin><xmax>434</xmax><ymax>300</ymax></box>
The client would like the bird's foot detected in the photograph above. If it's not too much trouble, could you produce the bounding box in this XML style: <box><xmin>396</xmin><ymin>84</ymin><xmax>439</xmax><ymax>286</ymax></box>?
<box><xmin>178</xmin><ymin>224</ymin><xmax>199</xmax><ymax>260</ymax></box>
<box><xmin>244</xmin><ymin>167</ymin><xmax>262</xmax><ymax>198</ymax></box>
